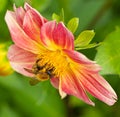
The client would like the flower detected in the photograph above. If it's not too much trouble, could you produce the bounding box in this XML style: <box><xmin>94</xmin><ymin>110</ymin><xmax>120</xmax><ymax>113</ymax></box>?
<box><xmin>0</xmin><ymin>44</ymin><xmax>13</xmax><ymax>76</ymax></box>
<box><xmin>5</xmin><ymin>3</ymin><xmax>117</xmax><ymax>106</ymax></box>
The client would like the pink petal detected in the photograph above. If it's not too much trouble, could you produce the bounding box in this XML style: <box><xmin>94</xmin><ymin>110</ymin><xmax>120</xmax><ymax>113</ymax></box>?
<box><xmin>23</xmin><ymin>9</ymin><xmax>45</xmax><ymax>43</ymax></box>
<box><xmin>40</xmin><ymin>21</ymin><xmax>74</xmax><ymax>50</ymax></box>
<box><xmin>50</xmin><ymin>77</ymin><xmax>59</xmax><ymax>89</ymax></box>
<box><xmin>60</xmin><ymin>50</ymin><xmax>117</xmax><ymax>105</ymax></box>
<box><xmin>59</xmin><ymin>85</ymin><xmax>67</xmax><ymax>99</ymax></box>
<box><xmin>5</xmin><ymin>11</ymin><xmax>44</xmax><ymax>54</ymax></box>
<box><xmin>63</xmin><ymin>49</ymin><xmax>95</xmax><ymax>64</ymax></box>
<box><xmin>8</xmin><ymin>45</ymin><xmax>37</xmax><ymax>77</ymax></box>
<box><xmin>24</xmin><ymin>3</ymin><xmax>47</xmax><ymax>23</ymax></box>
<box><xmin>80</xmin><ymin>73</ymin><xmax>117</xmax><ymax>105</ymax></box>
<box><xmin>63</xmin><ymin>49</ymin><xmax>101</xmax><ymax>73</ymax></box>
<box><xmin>60</xmin><ymin>69</ymin><xmax>95</xmax><ymax>106</ymax></box>
<box><xmin>50</xmin><ymin>77</ymin><xmax>67</xmax><ymax>98</ymax></box>
<box><xmin>53</xmin><ymin>22</ymin><xmax>74</xmax><ymax>50</ymax></box>
<box><xmin>13</xmin><ymin>5</ymin><xmax>25</xmax><ymax>27</ymax></box>
<box><xmin>24</xmin><ymin>2</ymin><xmax>33</xmax><ymax>10</ymax></box>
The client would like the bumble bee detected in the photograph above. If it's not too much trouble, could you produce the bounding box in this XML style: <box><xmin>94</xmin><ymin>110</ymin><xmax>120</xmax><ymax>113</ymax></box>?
<box><xmin>24</xmin><ymin>59</ymin><xmax>54</xmax><ymax>85</ymax></box>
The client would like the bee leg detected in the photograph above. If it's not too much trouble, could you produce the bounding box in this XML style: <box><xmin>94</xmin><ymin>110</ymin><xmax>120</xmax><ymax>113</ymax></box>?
<box><xmin>24</xmin><ymin>68</ymin><xmax>34</xmax><ymax>73</ymax></box>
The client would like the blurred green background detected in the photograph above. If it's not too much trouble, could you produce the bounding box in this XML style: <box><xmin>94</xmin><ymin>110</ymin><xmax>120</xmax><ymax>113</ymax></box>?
<box><xmin>0</xmin><ymin>0</ymin><xmax>120</xmax><ymax>117</ymax></box>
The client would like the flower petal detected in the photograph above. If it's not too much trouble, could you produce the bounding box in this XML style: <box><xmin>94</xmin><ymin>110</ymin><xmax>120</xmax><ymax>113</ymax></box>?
<box><xmin>60</xmin><ymin>69</ymin><xmax>95</xmax><ymax>106</ymax></box>
<box><xmin>13</xmin><ymin>5</ymin><xmax>25</xmax><ymax>27</ymax></box>
<box><xmin>80</xmin><ymin>73</ymin><xmax>117</xmax><ymax>105</ymax></box>
<box><xmin>24</xmin><ymin>2</ymin><xmax>32</xmax><ymax>10</ymax></box>
<box><xmin>53</xmin><ymin>22</ymin><xmax>74</xmax><ymax>50</ymax></box>
<box><xmin>24</xmin><ymin>2</ymin><xmax>47</xmax><ymax>22</ymax></box>
<box><xmin>63</xmin><ymin>49</ymin><xmax>101</xmax><ymax>73</ymax></box>
<box><xmin>8</xmin><ymin>45</ymin><xmax>37</xmax><ymax>77</ymax></box>
<box><xmin>50</xmin><ymin>77</ymin><xmax>59</xmax><ymax>89</ymax></box>
<box><xmin>23</xmin><ymin>6</ymin><xmax>47</xmax><ymax>43</ymax></box>
<box><xmin>22</xmin><ymin>10</ymin><xmax>42</xmax><ymax>43</ymax></box>
<box><xmin>40</xmin><ymin>21</ymin><xmax>74</xmax><ymax>50</ymax></box>
<box><xmin>61</xmin><ymin>50</ymin><xmax>117</xmax><ymax>105</ymax></box>
<box><xmin>64</xmin><ymin>49</ymin><xmax>95</xmax><ymax>64</ymax></box>
<box><xmin>5</xmin><ymin>11</ymin><xmax>45</xmax><ymax>54</ymax></box>
<box><xmin>50</xmin><ymin>77</ymin><xmax>67</xmax><ymax>98</ymax></box>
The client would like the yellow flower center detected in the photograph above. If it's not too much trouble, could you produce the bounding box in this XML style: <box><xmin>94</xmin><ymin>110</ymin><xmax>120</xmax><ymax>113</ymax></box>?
<box><xmin>33</xmin><ymin>49</ymin><xmax>70</xmax><ymax>81</ymax></box>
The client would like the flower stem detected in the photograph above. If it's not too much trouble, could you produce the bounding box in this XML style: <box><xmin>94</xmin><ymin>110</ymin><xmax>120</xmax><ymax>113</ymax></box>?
<box><xmin>87</xmin><ymin>0</ymin><xmax>113</xmax><ymax>29</ymax></box>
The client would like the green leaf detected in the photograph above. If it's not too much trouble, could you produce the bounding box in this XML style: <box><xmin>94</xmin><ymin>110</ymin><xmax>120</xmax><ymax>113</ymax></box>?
<box><xmin>67</xmin><ymin>17</ymin><xmax>79</xmax><ymax>33</ymax></box>
<box><xmin>52</xmin><ymin>13</ymin><xmax>61</xmax><ymax>22</ymax></box>
<box><xmin>60</xmin><ymin>8</ymin><xmax>64</xmax><ymax>22</ymax></box>
<box><xmin>52</xmin><ymin>8</ymin><xmax>64</xmax><ymax>22</ymax></box>
<box><xmin>76</xmin><ymin>42</ymin><xmax>101</xmax><ymax>50</ymax></box>
<box><xmin>95</xmin><ymin>27</ymin><xmax>120</xmax><ymax>75</ymax></box>
<box><xmin>75</xmin><ymin>30</ymin><xmax>95</xmax><ymax>47</ymax></box>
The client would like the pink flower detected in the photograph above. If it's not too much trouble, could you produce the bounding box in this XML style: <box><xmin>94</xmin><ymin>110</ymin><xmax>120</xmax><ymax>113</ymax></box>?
<box><xmin>5</xmin><ymin>3</ymin><xmax>117</xmax><ymax>106</ymax></box>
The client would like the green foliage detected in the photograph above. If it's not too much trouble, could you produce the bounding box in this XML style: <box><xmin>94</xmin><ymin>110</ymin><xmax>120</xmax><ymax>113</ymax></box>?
<box><xmin>31</xmin><ymin>0</ymin><xmax>51</xmax><ymax>12</ymax></box>
<box><xmin>0</xmin><ymin>74</ymin><xmax>66</xmax><ymax>117</ymax></box>
<box><xmin>1</xmin><ymin>0</ymin><xmax>120</xmax><ymax>117</ymax></box>
<box><xmin>10</xmin><ymin>0</ymin><xmax>25</xmax><ymax>6</ymax></box>
<box><xmin>74</xmin><ymin>30</ymin><xmax>100</xmax><ymax>50</ymax></box>
<box><xmin>67</xmin><ymin>17</ymin><xmax>79</xmax><ymax>33</ymax></box>
<box><xmin>0</xmin><ymin>0</ymin><xmax>7</xmax><ymax>12</ymax></box>
<box><xmin>75</xmin><ymin>42</ymin><xmax>101</xmax><ymax>50</ymax></box>
<box><xmin>52</xmin><ymin>8</ymin><xmax>64</xmax><ymax>22</ymax></box>
<box><xmin>95</xmin><ymin>27</ymin><xmax>120</xmax><ymax>75</ymax></box>
<box><xmin>75</xmin><ymin>30</ymin><xmax>95</xmax><ymax>46</ymax></box>
<box><xmin>52</xmin><ymin>13</ymin><xmax>61</xmax><ymax>22</ymax></box>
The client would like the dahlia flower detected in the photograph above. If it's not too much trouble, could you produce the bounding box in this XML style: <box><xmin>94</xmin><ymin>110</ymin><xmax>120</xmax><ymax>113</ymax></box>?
<box><xmin>5</xmin><ymin>3</ymin><xmax>117</xmax><ymax>106</ymax></box>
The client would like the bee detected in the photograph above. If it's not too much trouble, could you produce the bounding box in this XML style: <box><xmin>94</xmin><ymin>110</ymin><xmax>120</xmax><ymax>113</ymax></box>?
<box><xmin>24</xmin><ymin>59</ymin><xmax>54</xmax><ymax>85</ymax></box>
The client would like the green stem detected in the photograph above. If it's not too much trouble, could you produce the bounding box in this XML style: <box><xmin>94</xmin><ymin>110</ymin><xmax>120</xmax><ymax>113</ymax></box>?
<box><xmin>87</xmin><ymin>0</ymin><xmax>113</xmax><ymax>29</ymax></box>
